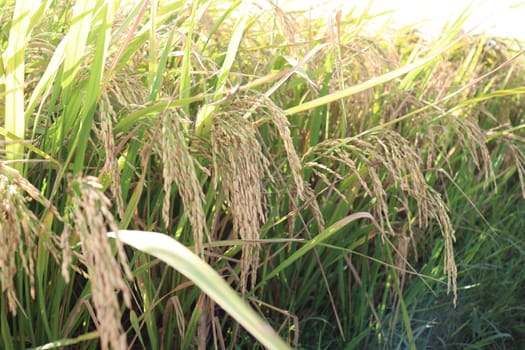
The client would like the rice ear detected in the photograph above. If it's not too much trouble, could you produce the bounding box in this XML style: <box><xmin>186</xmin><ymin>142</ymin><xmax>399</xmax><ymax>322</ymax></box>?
<box><xmin>211</xmin><ymin>112</ymin><xmax>267</xmax><ymax>292</ymax></box>
<box><xmin>65</xmin><ymin>175</ymin><xmax>132</xmax><ymax>350</ymax></box>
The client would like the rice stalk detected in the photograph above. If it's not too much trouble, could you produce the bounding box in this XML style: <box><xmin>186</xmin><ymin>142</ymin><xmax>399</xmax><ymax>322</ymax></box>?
<box><xmin>0</xmin><ymin>162</ymin><xmax>61</xmax><ymax>315</ymax></box>
<box><xmin>65</xmin><ymin>175</ymin><xmax>132</xmax><ymax>350</ymax></box>
<box><xmin>0</xmin><ymin>173</ymin><xmax>36</xmax><ymax>313</ymax></box>
<box><xmin>498</xmin><ymin>135</ymin><xmax>525</xmax><ymax>199</ymax></box>
<box><xmin>211</xmin><ymin>111</ymin><xmax>267</xmax><ymax>292</ymax></box>
<box><xmin>439</xmin><ymin>111</ymin><xmax>495</xmax><ymax>188</ymax></box>
<box><xmin>97</xmin><ymin>92</ymin><xmax>124</xmax><ymax>219</ymax></box>
<box><xmin>308</xmin><ymin>129</ymin><xmax>458</xmax><ymax>302</ymax></box>
<box><xmin>152</xmin><ymin>108</ymin><xmax>208</xmax><ymax>254</ymax></box>
<box><xmin>256</xmin><ymin>94</ymin><xmax>324</xmax><ymax>230</ymax></box>
<box><xmin>265</xmin><ymin>97</ymin><xmax>305</xmax><ymax>200</ymax></box>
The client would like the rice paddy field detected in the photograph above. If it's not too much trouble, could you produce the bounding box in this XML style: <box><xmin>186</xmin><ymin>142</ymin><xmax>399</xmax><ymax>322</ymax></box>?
<box><xmin>1</xmin><ymin>0</ymin><xmax>524</xmax><ymax>349</ymax></box>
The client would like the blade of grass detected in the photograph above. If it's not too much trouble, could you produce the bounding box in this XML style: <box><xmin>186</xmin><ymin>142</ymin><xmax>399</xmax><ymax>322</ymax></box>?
<box><xmin>148</xmin><ymin>0</ymin><xmax>158</xmax><ymax>89</ymax></box>
<box><xmin>44</xmin><ymin>0</ymin><xmax>97</xmax><ymax>156</ymax></box>
<box><xmin>194</xmin><ymin>0</ymin><xmax>250</xmax><ymax>137</ymax></box>
<box><xmin>179</xmin><ymin>0</ymin><xmax>200</xmax><ymax>114</ymax></box>
<box><xmin>148</xmin><ymin>13</ymin><xmax>177</xmax><ymax>102</ymax></box>
<box><xmin>2</xmin><ymin>0</ymin><xmax>42</xmax><ymax>172</ymax></box>
<box><xmin>29</xmin><ymin>331</ymin><xmax>99</xmax><ymax>350</ymax></box>
<box><xmin>73</xmin><ymin>1</ymin><xmax>116</xmax><ymax>174</ymax></box>
<box><xmin>108</xmin><ymin>230</ymin><xmax>291</xmax><ymax>350</ymax></box>
<box><xmin>202</xmin><ymin>0</ymin><xmax>242</xmax><ymax>50</ymax></box>
<box><xmin>260</xmin><ymin>212</ymin><xmax>377</xmax><ymax>285</ymax></box>
<box><xmin>60</xmin><ymin>0</ymin><xmax>96</xmax><ymax>101</ymax></box>
<box><xmin>284</xmin><ymin>44</ymin><xmax>455</xmax><ymax>116</ymax></box>
<box><xmin>0</xmin><ymin>127</ymin><xmax>60</xmax><ymax>168</ymax></box>
<box><xmin>26</xmin><ymin>37</ymin><xmax>66</xmax><ymax>140</ymax></box>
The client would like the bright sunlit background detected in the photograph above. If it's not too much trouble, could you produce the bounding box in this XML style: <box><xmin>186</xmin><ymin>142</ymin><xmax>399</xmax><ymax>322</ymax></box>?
<box><xmin>275</xmin><ymin>0</ymin><xmax>525</xmax><ymax>40</ymax></box>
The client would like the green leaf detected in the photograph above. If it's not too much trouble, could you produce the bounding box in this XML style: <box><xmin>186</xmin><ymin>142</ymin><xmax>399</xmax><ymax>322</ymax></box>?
<box><xmin>108</xmin><ymin>230</ymin><xmax>290</xmax><ymax>350</ymax></box>
<box><xmin>284</xmin><ymin>46</ymin><xmax>453</xmax><ymax>116</ymax></box>
<box><xmin>2</xmin><ymin>0</ymin><xmax>43</xmax><ymax>172</ymax></box>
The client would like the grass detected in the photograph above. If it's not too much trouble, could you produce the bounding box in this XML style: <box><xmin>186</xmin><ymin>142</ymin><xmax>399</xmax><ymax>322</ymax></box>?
<box><xmin>1</xmin><ymin>0</ymin><xmax>524</xmax><ymax>349</ymax></box>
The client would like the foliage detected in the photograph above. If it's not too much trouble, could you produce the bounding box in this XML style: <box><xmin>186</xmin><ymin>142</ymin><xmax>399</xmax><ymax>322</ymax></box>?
<box><xmin>0</xmin><ymin>0</ymin><xmax>524</xmax><ymax>349</ymax></box>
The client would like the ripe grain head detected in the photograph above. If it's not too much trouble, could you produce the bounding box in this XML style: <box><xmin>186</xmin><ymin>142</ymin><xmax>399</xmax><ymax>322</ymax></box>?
<box><xmin>211</xmin><ymin>111</ymin><xmax>267</xmax><ymax>292</ymax></box>
<box><xmin>0</xmin><ymin>164</ymin><xmax>57</xmax><ymax>314</ymax></box>
<box><xmin>65</xmin><ymin>175</ymin><xmax>132</xmax><ymax>350</ymax></box>
<box><xmin>151</xmin><ymin>109</ymin><xmax>208</xmax><ymax>254</ymax></box>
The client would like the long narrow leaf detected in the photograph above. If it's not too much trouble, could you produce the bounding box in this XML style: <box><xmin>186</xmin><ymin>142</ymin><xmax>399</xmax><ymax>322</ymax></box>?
<box><xmin>194</xmin><ymin>0</ymin><xmax>250</xmax><ymax>136</ymax></box>
<box><xmin>261</xmin><ymin>212</ymin><xmax>377</xmax><ymax>283</ymax></box>
<box><xmin>284</xmin><ymin>45</ymin><xmax>453</xmax><ymax>116</ymax></box>
<box><xmin>2</xmin><ymin>0</ymin><xmax>42</xmax><ymax>171</ymax></box>
<box><xmin>108</xmin><ymin>230</ymin><xmax>290</xmax><ymax>350</ymax></box>
<box><xmin>73</xmin><ymin>1</ymin><xmax>116</xmax><ymax>174</ymax></box>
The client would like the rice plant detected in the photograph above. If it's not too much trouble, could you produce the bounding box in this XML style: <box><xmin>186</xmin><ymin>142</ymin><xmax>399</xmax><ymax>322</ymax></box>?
<box><xmin>1</xmin><ymin>0</ymin><xmax>524</xmax><ymax>349</ymax></box>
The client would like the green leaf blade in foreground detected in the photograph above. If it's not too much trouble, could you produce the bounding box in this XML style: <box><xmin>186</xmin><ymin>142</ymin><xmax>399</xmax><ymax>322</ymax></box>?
<box><xmin>107</xmin><ymin>230</ymin><xmax>290</xmax><ymax>350</ymax></box>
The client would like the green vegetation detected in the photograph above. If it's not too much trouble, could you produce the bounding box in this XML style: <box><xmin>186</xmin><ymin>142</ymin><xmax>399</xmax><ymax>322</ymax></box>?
<box><xmin>1</xmin><ymin>0</ymin><xmax>524</xmax><ymax>349</ymax></box>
